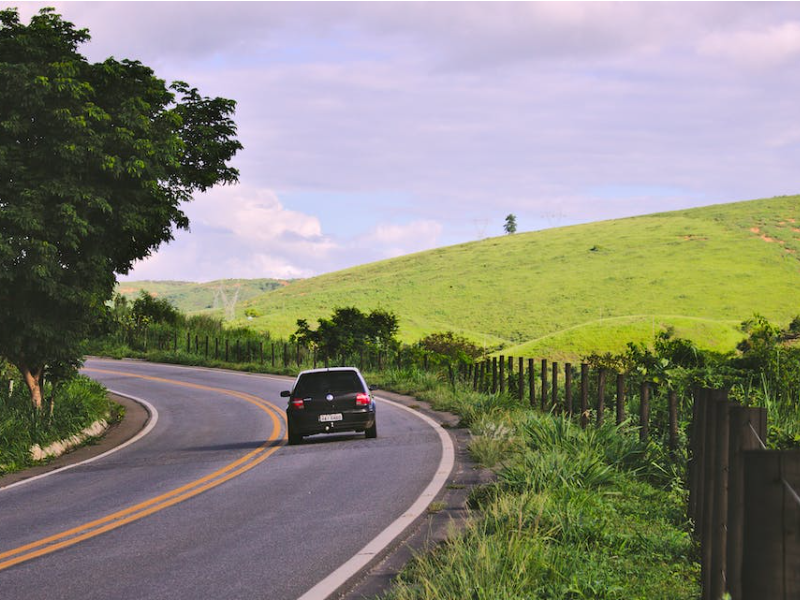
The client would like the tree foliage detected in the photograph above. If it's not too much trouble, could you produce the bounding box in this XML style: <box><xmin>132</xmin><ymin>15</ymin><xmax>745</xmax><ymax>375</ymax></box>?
<box><xmin>504</xmin><ymin>214</ymin><xmax>517</xmax><ymax>234</ymax></box>
<box><xmin>0</xmin><ymin>8</ymin><xmax>242</xmax><ymax>408</ymax></box>
<box><xmin>292</xmin><ymin>307</ymin><xmax>399</xmax><ymax>359</ymax></box>
<box><xmin>418</xmin><ymin>331</ymin><xmax>483</xmax><ymax>365</ymax></box>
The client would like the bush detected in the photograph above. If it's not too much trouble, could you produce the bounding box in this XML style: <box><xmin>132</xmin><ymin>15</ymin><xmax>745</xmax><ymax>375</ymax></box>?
<box><xmin>0</xmin><ymin>374</ymin><xmax>112</xmax><ymax>474</ymax></box>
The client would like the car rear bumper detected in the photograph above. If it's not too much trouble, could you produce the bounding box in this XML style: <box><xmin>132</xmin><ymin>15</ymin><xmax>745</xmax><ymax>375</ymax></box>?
<box><xmin>287</xmin><ymin>408</ymin><xmax>375</xmax><ymax>436</ymax></box>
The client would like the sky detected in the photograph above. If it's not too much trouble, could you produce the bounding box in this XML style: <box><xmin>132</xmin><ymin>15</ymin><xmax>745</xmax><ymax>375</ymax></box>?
<box><xmin>8</xmin><ymin>2</ymin><xmax>800</xmax><ymax>282</ymax></box>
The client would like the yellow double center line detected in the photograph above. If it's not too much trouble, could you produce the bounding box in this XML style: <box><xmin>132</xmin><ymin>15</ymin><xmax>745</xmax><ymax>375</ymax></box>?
<box><xmin>0</xmin><ymin>368</ymin><xmax>287</xmax><ymax>572</ymax></box>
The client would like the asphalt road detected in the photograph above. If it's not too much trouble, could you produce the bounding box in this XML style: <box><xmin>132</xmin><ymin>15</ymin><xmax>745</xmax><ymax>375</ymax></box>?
<box><xmin>0</xmin><ymin>359</ymin><xmax>447</xmax><ymax>600</ymax></box>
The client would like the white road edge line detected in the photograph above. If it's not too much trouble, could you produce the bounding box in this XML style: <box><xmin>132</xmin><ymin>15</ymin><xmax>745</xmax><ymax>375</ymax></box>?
<box><xmin>296</xmin><ymin>395</ymin><xmax>456</xmax><ymax>600</ymax></box>
<box><xmin>0</xmin><ymin>391</ymin><xmax>158</xmax><ymax>493</ymax></box>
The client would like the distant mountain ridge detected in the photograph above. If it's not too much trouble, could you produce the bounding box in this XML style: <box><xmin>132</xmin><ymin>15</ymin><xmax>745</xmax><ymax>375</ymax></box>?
<box><xmin>116</xmin><ymin>279</ymin><xmax>293</xmax><ymax>316</ymax></box>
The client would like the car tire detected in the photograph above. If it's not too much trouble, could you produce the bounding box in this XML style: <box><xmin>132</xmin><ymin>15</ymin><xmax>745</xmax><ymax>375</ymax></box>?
<box><xmin>287</xmin><ymin>423</ymin><xmax>303</xmax><ymax>445</ymax></box>
<box><xmin>365</xmin><ymin>421</ymin><xmax>377</xmax><ymax>439</ymax></box>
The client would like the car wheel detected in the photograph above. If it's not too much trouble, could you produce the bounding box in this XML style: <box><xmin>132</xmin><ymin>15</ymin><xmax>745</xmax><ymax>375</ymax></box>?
<box><xmin>365</xmin><ymin>421</ymin><xmax>377</xmax><ymax>439</ymax></box>
<box><xmin>287</xmin><ymin>423</ymin><xmax>303</xmax><ymax>445</ymax></box>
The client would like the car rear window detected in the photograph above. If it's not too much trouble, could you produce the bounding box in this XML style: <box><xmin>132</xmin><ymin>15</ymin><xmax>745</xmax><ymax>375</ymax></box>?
<box><xmin>293</xmin><ymin>371</ymin><xmax>364</xmax><ymax>397</ymax></box>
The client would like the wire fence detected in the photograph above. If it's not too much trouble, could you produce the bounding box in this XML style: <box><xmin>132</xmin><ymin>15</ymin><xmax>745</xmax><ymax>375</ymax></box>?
<box><xmin>110</xmin><ymin>328</ymin><xmax>800</xmax><ymax>598</ymax></box>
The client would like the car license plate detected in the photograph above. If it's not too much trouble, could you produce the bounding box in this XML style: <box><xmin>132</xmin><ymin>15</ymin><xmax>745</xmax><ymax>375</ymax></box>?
<box><xmin>319</xmin><ymin>413</ymin><xmax>343</xmax><ymax>423</ymax></box>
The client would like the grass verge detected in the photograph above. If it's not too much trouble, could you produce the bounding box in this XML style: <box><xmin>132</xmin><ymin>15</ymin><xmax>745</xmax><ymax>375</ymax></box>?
<box><xmin>370</xmin><ymin>368</ymin><xmax>700</xmax><ymax>600</ymax></box>
<box><xmin>0</xmin><ymin>375</ymin><xmax>117</xmax><ymax>475</ymax></box>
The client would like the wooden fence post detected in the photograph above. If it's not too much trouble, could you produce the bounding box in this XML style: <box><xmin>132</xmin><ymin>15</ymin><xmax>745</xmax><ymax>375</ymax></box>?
<box><xmin>565</xmin><ymin>363</ymin><xmax>572</xmax><ymax>415</ymax></box>
<box><xmin>215</xmin><ymin>338</ymin><xmax>219</xmax><ymax>360</ymax></box>
<box><xmin>727</xmin><ymin>406</ymin><xmax>767</xmax><ymax>600</ymax></box>
<box><xmin>742</xmin><ymin>450</ymin><xmax>800</xmax><ymax>600</ymax></box>
<box><xmin>473</xmin><ymin>362</ymin><xmax>479</xmax><ymax>391</ymax></box>
<box><xmin>528</xmin><ymin>358</ymin><xmax>536</xmax><ymax>408</ymax></box>
<box><xmin>540</xmin><ymin>359</ymin><xmax>548</xmax><ymax>410</ymax></box>
<box><xmin>259</xmin><ymin>341</ymin><xmax>263</xmax><ymax>364</ymax></box>
<box><xmin>518</xmin><ymin>357</ymin><xmax>524</xmax><ymax>402</ymax></box>
<box><xmin>580</xmin><ymin>363</ymin><xmax>589</xmax><ymax>428</ymax></box>
<box><xmin>492</xmin><ymin>357</ymin><xmax>498</xmax><ymax>394</ymax></box>
<box><xmin>551</xmin><ymin>362</ymin><xmax>558</xmax><ymax>411</ymax></box>
<box><xmin>499</xmin><ymin>355</ymin><xmax>505</xmax><ymax>394</ymax></box>
<box><xmin>225</xmin><ymin>339</ymin><xmax>229</xmax><ymax>362</ymax></box>
<box><xmin>597</xmin><ymin>369</ymin><xmax>606</xmax><ymax>427</ymax></box>
<box><xmin>639</xmin><ymin>381</ymin><xmax>650</xmax><ymax>442</ymax></box>
<box><xmin>205</xmin><ymin>336</ymin><xmax>209</xmax><ymax>360</ymax></box>
<box><xmin>616</xmin><ymin>373</ymin><xmax>625</xmax><ymax>425</ymax></box>
<box><xmin>668</xmin><ymin>390</ymin><xmax>678</xmax><ymax>452</ymax></box>
<box><xmin>710</xmin><ymin>393</ymin><xmax>732</xmax><ymax>600</ymax></box>
<box><xmin>186</xmin><ymin>331</ymin><xmax>190</xmax><ymax>352</ymax></box>
<box><xmin>699</xmin><ymin>389</ymin><xmax>722</xmax><ymax>600</ymax></box>
<box><xmin>507</xmin><ymin>356</ymin><xmax>514</xmax><ymax>396</ymax></box>
<box><xmin>271</xmin><ymin>343</ymin><xmax>275</xmax><ymax>367</ymax></box>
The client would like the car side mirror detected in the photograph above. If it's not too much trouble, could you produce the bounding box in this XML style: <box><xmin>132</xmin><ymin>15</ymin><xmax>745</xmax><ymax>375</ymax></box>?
<box><xmin>368</xmin><ymin>385</ymin><xmax>376</xmax><ymax>391</ymax></box>
<box><xmin>280</xmin><ymin>390</ymin><xmax>291</xmax><ymax>397</ymax></box>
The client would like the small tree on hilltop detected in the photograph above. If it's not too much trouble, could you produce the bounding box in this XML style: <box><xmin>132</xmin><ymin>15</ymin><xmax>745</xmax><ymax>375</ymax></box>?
<box><xmin>0</xmin><ymin>8</ymin><xmax>242</xmax><ymax>409</ymax></box>
<box><xmin>504</xmin><ymin>214</ymin><xmax>517</xmax><ymax>234</ymax></box>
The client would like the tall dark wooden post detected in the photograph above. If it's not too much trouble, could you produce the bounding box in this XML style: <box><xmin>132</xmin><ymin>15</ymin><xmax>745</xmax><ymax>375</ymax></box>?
<box><xmin>580</xmin><ymin>363</ymin><xmax>589</xmax><ymax>428</ymax></box>
<box><xmin>551</xmin><ymin>362</ymin><xmax>558</xmax><ymax>411</ymax></box>
<box><xmin>668</xmin><ymin>390</ymin><xmax>678</xmax><ymax>452</ymax></box>
<box><xmin>518</xmin><ymin>357</ymin><xmax>524</xmax><ymax>402</ymax></box>
<box><xmin>528</xmin><ymin>358</ymin><xmax>536</xmax><ymax>408</ymax></box>
<box><xmin>597</xmin><ymin>369</ymin><xmax>606</xmax><ymax>427</ymax></box>
<box><xmin>616</xmin><ymin>373</ymin><xmax>625</xmax><ymax>425</ymax></box>
<box><xmin>541</xmin><ymin>359</ymin><xmax>548</xmax><ymax>410</ymax></box>
<box><xmin>499</xmin><ymin>356</ymin><xmax>505</xmax><ymax>394</ymax></box>
<box><xmin>727</xmin><ymin>406</ymin><xmax>767</xmax><ymax>600</ymax></box>
<box><xmin>742</xmin><ymin>450</ymin><xmax>800</xmax><ymax>600</ymax></box>
<box><xmin>639</xmin><ymin>381</ymin><xmax>650</xmax><ymax>442</ymax></box>
<box><xmin>565</xmin><ymin>363</ymin><xmax>573</xmax><ymax>415</ymax></box>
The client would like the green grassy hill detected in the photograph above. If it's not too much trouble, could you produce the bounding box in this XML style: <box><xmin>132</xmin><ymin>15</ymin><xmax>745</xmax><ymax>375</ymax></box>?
<box><xmin>116</xmin><ymin>279</ymin><xmax>291</xmax><ymax>315</ymax></box>
<box><xmin>233</xmin><ymin>195</ymin><xmax>800</xmax><ymax>359</ymax></box>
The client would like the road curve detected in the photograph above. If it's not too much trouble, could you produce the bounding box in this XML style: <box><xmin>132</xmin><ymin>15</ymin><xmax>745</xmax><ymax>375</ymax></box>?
<box><xmin>0</xmin><ymin>358</ymin><xmax>449</xmax><ymax>600</ymax></box>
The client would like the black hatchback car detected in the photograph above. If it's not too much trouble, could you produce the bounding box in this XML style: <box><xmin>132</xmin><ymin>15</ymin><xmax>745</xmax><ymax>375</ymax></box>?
<box><xmin>281</xmin><ymin>367</ymin><xmax>377</xmax><ymax>445</ymax></box>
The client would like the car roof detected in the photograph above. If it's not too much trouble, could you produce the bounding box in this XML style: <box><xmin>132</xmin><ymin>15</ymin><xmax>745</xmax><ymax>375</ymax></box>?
<box><xmin>297</xmin><ymin>367</ymin><xmax>362</xmax><ymax>376</ymax></box>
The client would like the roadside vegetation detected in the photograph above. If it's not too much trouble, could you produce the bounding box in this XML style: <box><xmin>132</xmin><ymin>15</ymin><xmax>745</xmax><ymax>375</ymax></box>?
<box><xmin>0</xmin><ymin>364</ymin><xmax>115</xmax><ymax>474</ymax></box>
<box><xmin>372</xmin><ymin>368</ymin><xmax>699</xmax><ymax>600</ymax></box>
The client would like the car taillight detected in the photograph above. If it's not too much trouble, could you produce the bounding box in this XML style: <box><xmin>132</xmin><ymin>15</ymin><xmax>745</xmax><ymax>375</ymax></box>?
<box><xmin>290</xmin><ymin>398</ymin><xmax>304</xmax><ymax>409</ymax></box>
<box><xmin>355</xmin><ymin>393</ymin><xmax>370</xmax><ymax>406</ymax></box>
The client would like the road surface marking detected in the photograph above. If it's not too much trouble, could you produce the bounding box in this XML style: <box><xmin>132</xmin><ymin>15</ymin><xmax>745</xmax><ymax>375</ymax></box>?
<box><xmin>296</xmin><ymin>395</ymin><xmax>455</xmax><ymax>600</ymax></box>
<box><xmin>0</xmin><ymin>368</ymin><xmax>286</xmax><ymax>572</ymax></box>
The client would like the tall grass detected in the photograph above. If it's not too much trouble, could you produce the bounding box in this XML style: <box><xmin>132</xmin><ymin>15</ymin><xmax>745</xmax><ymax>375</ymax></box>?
<box><xmin>375</xmin><ymin>368</ymin><xmax>699</xmax><ymax>600</ymax></box>
<box><xmin>0</xmin><ymin>375</ymin><xmax>113</xmax><ymax>474</ymax></box>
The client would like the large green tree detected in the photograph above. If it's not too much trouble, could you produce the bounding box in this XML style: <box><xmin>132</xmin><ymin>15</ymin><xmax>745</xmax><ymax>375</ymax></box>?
<box><xmin>0</xmin><ymin>8</ymin><xmax>242</xmax><ymax>408</ymax></box>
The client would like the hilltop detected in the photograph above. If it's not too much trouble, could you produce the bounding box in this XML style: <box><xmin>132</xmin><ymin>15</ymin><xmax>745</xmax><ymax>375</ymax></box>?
<box><xmin>233</xmin><ymin>196</ymin><xmax>800</xmax><ymax>359</ymax></box>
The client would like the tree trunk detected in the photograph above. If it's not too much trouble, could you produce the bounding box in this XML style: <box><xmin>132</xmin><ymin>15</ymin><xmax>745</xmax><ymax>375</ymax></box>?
<box><xmin>19</xmin><ymin>364</ymin><xmax>44</xmax><ymax>411</ymax></box>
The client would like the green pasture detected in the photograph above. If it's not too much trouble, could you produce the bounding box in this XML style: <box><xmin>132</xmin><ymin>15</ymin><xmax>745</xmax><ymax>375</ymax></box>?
<box><xmin>232</xmin><ymin>195</ymin><xmax>800</xmax><ymax>357</ymax></box>
<box><xmin>116</xmin><ymin>278</ymin><xmax>290</xmax><ymax>315</ymax></box>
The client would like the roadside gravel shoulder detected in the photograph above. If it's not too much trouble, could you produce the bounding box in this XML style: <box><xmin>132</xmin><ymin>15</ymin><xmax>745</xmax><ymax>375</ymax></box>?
<box><xmin>0</xmin><ymin>393</ymin><xmax>150</xmax><ymax>489</ymax></box>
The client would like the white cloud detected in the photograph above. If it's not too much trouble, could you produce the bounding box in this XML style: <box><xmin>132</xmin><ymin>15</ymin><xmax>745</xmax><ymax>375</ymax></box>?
<box><xmin>363</xmin><ymin>220</ymin><xmax>443</xmax><ymax>259</ymax></box>
<box><xmin>698</xmin><ymin>21</ymin><xmax>800</xmax><ymax>69</ymax></box>
<box><xmin>123</xmin><ymin>185</ymin><xmax>337</xmax><ymax>281</ymax></box>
